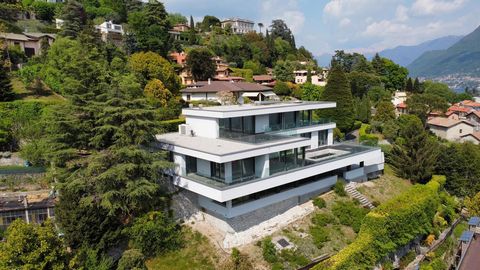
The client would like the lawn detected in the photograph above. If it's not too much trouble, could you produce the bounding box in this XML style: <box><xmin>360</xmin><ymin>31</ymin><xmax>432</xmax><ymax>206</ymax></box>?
<box><xmin>146</xmin><ymin>227</ymin><xmax>221</xmax><ymax>270</ymax></box>
<box><xmin>356</xmin><ymin>164</ymin><xmax>412</xmax><ymax>204</ymax></box>
<box><xmin>11</xmin><ymin>77</ymin><xmax>66</xmax><ymax>104</ymax></box>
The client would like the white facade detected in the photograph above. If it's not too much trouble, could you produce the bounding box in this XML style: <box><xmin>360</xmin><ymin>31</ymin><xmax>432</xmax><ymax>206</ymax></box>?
<box><xmin>157</xmin><ymin>101</ymin><xmax>384</xmax><ymax>219</ymax></box>
<box><xmin>221</xmin><ymin>18</ymin><xmax>255</xmax><ymax>34</ymax></box>
<box><xmin>294</xmin><ymin>70</ymin><xmax>327</xmax><ymax>86</ymax></box>
<box><xmin>392</xmin><ymin>91</ymin><xmax>407</xmax><ymax>106</ymax></box>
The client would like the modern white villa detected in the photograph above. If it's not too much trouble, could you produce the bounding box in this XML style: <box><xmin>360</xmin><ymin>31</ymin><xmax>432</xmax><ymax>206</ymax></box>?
<box><xmin>156</xmin><ymin>101</ymin><xmax>385</xmax><ymax>224</ymax></box>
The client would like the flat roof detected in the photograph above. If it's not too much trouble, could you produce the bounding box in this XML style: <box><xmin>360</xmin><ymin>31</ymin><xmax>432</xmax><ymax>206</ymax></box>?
<box><xmin>182</xmin><ymin>101</ymin><xmax>336</xmax><ymax>118</ymax></box>
<box><xmin>468</xmin><ymin>217</ymin><xmax>480</xmax><ymax>226</ymax></box>
<box><xmin>156</xmin><ymin>132</ymin><xmax>309</xmax><ymax>159</ymax></box>
<box><xmin>459</xmin><ymin>232</ymin><xmax>480</xmax><ymax>270</ymax></box>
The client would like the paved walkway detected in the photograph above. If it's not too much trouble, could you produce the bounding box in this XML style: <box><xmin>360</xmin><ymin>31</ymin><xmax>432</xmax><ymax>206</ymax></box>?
<box><xmin>345</xmin><ymin>182</ymin><xmax>375</xmax><ymax>209</ymax></box>
<box><xmin>459</xmin><ymin>234</ymin><xmax>480</xmax><ymax>270</ymax></box>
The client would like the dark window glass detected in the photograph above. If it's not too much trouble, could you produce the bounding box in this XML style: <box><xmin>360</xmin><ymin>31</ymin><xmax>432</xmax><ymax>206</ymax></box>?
<box><xmin>231</xmin><ymin>117</ymin><xmax>243</xmax><ymax>133</ymax></box>
<box><xmin>284</xmin><ymin>112</ymin><xmax>296</xmax><ymax>129</ymax></box>
<box><xmin>211</xmin><ymin>162</ymin><xmax>225</xmax><ymax>180</ymax></box>
<box><xmin>186</xmin><ymin>156</ymin><xmax>197</xmax><ymax>174</ymax></box>
<box><xmin>243</xmin><ymin>116</ymin><xmax>255</xmax><ymax>134</ymax></box>
<box><xmin>269</xmin><ymin>113</ymin><xmax>282</xmax><ymax>131</ymax></box>
<box><xmin>319</xmin><ymin>130</ymin><xmax>328</xmax><ymax>146</ymax></box>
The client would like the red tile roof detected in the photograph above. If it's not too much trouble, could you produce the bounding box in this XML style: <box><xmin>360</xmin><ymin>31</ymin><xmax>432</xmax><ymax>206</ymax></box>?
<box><xmin>447</xmin><ymin>105</ymin><xmax>472</xmax><ymax>113</ymax></box>
<box><xmin>461</xmin><ymin>100</ymin><xmax>480</xmax><ymax>107</ymax></box>
<box><xmin>253</xmin><ymin>75</ymin><xmax>274</xmax><ymax>81</ymax></box>
<box><xmin>396</xmin><ymin>102</ymin><xmax>407</xmax><ymax>109</ymax></box>
<box><xmin>427</xmin><ymin>117</ymin><xmax>475</xmax><ymax>128</ymax></box>
<box><xmin>181</xmin><ymin>81</ymin><xmax>272</xmax><ymax>93</ymax></box>
<box><xmin>467</xmin><ymin>111</ymin><xmax>480</xmax><ymax>118</ymax></box>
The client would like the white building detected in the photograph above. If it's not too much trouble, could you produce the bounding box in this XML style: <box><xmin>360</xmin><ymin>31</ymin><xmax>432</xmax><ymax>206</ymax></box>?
<box><xmin>95</xmin><ymin>21</ymin><xmax>124</xmax><ymax>45</ymax></box>
<box><xmin>221</xmin><ymin>18</ymin><xmax>255</xmax><ymax>34</ymax></box>
<box><xmin>294</xmin><ymin>70</ymin><xmax>327</xmax><ymax>86</ymax></box>
<box><xmin>156</xmin><ymin>101</ymin><xmax>385</xmax><ymax>222</ymax></box>
<box><xmin>427</xmin><ymin>117</ymin><xmax>475</xmax><ymax>141</ymax></box>
<box><xmin>392</xmin><ymin>91</ymin><xmax>407</xmax><ymax>106</ymax></box>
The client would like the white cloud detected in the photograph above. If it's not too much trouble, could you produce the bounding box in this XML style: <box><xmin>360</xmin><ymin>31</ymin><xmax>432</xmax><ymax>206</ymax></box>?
<box><xmin>339</xmin><ymin>18</ymin><xmax>351</xmax><ymax>27</ymax></box>
<box><xmin>260</xmin><ymin>0</ymin><xmax>305</xmax><ymax>34</ymax></box>
<box><xmin>395</xmin><ymin>5</ymin><xmax>409</xmax><ymax>22</ymax></box>
<box><xmin>412</xmin><ymin>0</ymin><xmax>467</xmax><ymax>15</ymax></box>
<box><xmin>363</xmin><ymin>20</ymin><xmax>411</xmax><ymax>37</ymax></box>
<box><xmin>323</xmin><ymin>0</ymin><xmax>343</xmax><ymax>17</ymax></box>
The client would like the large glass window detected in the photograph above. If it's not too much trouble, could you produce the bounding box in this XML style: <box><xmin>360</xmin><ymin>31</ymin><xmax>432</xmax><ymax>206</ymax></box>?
<box><xmin>219</xmin><ymin>116</ymin><xmax>255</xmax><ymax>137</ymax></box>
<box><xmin>299</xmin><ymin>110</ymin><xmax>311</xmax><ymax>126</ymax></box>
<box><xmin>186</xmin><ymin>156</ymin><xmax>197</xmax><ymax>174</ymax></box>
<box><xmin>269</xmin><ymin>113</ymin><xmax>282</xmax><ymax>131</ymax></box>
<box><xmin>232</xmin><ymin>158</ymin><xmax>255</xmax><ymax>182</ymax></box>
<box><xmin>230</xmin><ymin>117</ymin><xmax>243</xmax><ymax>133</ymax></box>
<box><xmin>269</xmin><ymin>148</ymin><xmax>305</xmax><ymax>175</ymax></box>
<box><xmin>210</xmin><ymin>162</ymin><xmax>225</xmax><ymax>180</ymax></box>
<box><xmin>284</xmin><ymin>112</ymin><xmax>296</xmax><ymax>129</ymax></box>
<box><xmin>243</xmin><ymin>116</ymin><xmax>255</xmax><ymax>134</ymax></box>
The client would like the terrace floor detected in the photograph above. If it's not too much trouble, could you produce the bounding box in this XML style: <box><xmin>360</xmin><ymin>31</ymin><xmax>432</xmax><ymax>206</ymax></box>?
<box><xmin>459</xmin><ymin>234</ymin><xmax>480</xmax><ymax>270</ymax></box>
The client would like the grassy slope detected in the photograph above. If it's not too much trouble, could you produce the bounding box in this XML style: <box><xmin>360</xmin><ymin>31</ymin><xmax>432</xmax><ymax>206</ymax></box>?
<box><xmin>11</xmin><ymin>77</ymin><xmax>66</xmax><ymax>104</ymax></box>
<box><xmin>146</xmin><ymin>227</ymin><xmax>220</xmax><ymax>270</ymax></box>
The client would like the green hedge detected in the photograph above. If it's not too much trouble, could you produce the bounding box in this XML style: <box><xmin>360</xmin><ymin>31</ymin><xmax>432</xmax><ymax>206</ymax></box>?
<box><xmin>359</xmin><ymin>124</ymin><xmax>379</xmax><ymax>146</ymax></box>
<box><xmin>315</xmin><ymin>176</ymin><xmax>445</xmax><ymax>270</ymax></box>
<box><xmin>159</xmin><ymin>118</ymin><xmax>185</xmax><ymax>133</ymax></box>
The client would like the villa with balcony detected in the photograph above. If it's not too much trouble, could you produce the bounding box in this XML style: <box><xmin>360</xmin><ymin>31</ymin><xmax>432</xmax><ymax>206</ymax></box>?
<box><xmin>156</xmin><ymin>101</ymin><xmax>384</xmax><ymax>222</ymax></box>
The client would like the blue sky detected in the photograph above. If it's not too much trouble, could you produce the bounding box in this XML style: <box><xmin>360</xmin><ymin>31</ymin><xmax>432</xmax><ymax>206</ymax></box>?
<box><xmin>162</xmin><ymin>0</ymin><xmax>480</xmax><ymax>56</ymax></box>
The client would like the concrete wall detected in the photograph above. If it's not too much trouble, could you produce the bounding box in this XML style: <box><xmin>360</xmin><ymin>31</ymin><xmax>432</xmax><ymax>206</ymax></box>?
<box><xmin>186</xmin><ymin>116</ymin><xmax>219</xmax><ymax>138</ymax></box>
<box><xmin>198</xmin><ymin>175</ymin><xmax>337</xmax><ymax>218</ymax></box>
<box><xmin>461</xmin><ymin>135</ymin><xmax>480</xmax><ymax>144</ymax></box>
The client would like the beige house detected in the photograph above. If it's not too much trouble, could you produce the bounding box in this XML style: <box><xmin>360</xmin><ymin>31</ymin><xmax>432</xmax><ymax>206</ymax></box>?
<box><xmin>0</xmin><ymin>32</ymin><xmax>56</xmax><ymax>58</ymax></box>
<box><xmin>460</xmin><ymin>132</ymin><xmax>480</xmax><ymax>144</ymax></box>
<box><xmin>427</xmin><ymin>117</ymin><xmax>475</xmax><ymax>141</ymax></box>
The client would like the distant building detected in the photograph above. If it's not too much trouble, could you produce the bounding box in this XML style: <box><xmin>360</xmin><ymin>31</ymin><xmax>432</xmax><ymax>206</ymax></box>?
<box><xmin>221</xmin><ymin>18</ymin><xmax>255</xmax><ymax>34</ymax></box>
<box><xmin>253</xmin><ymin>75</ymin><xmax>275</xmax><ymax>87</ymax></box>
<box><xmin>169</xmin><ymin>52</ymin><xmax>187</xmax><ymax>67</ymax></box>
<box><xmin>392</xmin><ymin>91</ymin><xmax>407</xmax><ymax>106</ymax></box>
<box><xmin>55</xmin><ymin>18</ymin><xmax>64</xmax><ymax>29</ymax></box>
<box><xmin>169</xmin><ymin>23</ymin><xmax>190</xmax><ymax>42</ymax></box>
<box><xmin>172</xmin><ymin>23</ymin><xmax>190</xmax><ymax>32</ymax></box>
<box><xmin>395</xmin><ymin>102</ymin><xmax>408</xmax><ymax>116</ymax></box>
<box><xmin>95</xmin><ymin>21</ymin><xmax>124</xmax><ymax>46</ymax></box>
<box><xmin>293</xmin><ymin>70</ymin><xmax>327</xmax><ymax>86</ymax></box>
<box><xmin>0</xmin><ymin>191</ymin><xmax>56</xmax><ymax>230</ymax></box>
<box><xmin>0</xmin><ymin>32</ymin><xmax>56</xmax><ymax>58</ymax></box>
<box><xmin>427</xmin><ymin>117</ymin><xmax>475</xmax><ymax>142</ymax></box>
<box><xmin>180</xmin><ymin>80</ymin><xmax>277</xmax><ymax>102</ymax></box>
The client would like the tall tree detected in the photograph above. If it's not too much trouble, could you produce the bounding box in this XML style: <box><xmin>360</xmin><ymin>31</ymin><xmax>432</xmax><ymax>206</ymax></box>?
<box><xmin>320</xmin><ymin>65</ymin><xmax>355</xmax><ymax>132</ymax></box>
<box><xmin>127</xmin><ymin>1</ymin><xmax>172</xmax><ymax>55</ymax></box>
<box><xmin>373</xmin><ymin>101</ymin><xmax>396</xmax><ymax>124</ymax></box>
<box><xmin>406</xmin><ymin>77</ymin><xmax>413</xmax><ymax>92</ymax></box>
<box><xmin>0</xmin><ymin>66</ymin><xmax>14</xmax><ymax>101</ymax></box>
<box><xmin>187</xmin><ymin>15</ymin><xmax>197</xmax><ymax>45</ymax></box>
<box><xmin>59</xmin><ymin>0</ymin><xmax>87</xmax><ymax>38</ymax></box>
<box><xmin>413</xmin><ymin>77</ymin><xmax>423</xmax><ymax>93</ymax></box>
<box><xmin>270</xmin><ymin>19</ymin><xmax>295</xmax><ymax>48</ymax></box>
<box><xmin>390</xmin><ymin>115</ymin><xmax>439</xmax><ymax>183</ymax></box>
<box><xmin>186</xmin><ymin>49</ymin><xmax>216</xmax><ymax>81</ymax></box>
<box><xmin>406</xmin><ymin>93</ymin><xmax>448</xmax><ymax>124</ymax></box>
<box><xmin>200</xmin><ymin>15</ymin><xmax>220</xmax><ymax>32</ymax></box>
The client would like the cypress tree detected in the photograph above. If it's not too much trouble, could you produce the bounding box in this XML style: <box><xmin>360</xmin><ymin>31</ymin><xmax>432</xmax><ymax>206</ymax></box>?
<box><xmin>406</xmin><ymin>77</ymin><xmax>413</xmax><ymax>92</ymax></box>
<box><xmin>321</xmin><ymin>65</ymin><xmax>355</xmax><ymax>132</ymax></box>
<box><xmin>413</xmin><ymin>77</ymin><xmax>422</xmax><ymax>93</ymax></box>
<box><xmin>0</xmin><ymin>66</ymin><xmax>14</xmax><ymax>101</ymax></box>
<box><xmin>59</xmin><ymin>0</ymin><xmax>87</xmax><ymax>38</ymax></box>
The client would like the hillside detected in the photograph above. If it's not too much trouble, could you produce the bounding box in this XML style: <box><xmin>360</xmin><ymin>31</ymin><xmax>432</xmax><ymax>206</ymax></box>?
<box><xmin>408</xmin><ymin>25</ymin><xmax>480</xmax><ymax>77</ymax></box>
<box><xmin>378</xmin><ymin>35</ymin><xmax>462</xmax><ymax>67</ymax></box>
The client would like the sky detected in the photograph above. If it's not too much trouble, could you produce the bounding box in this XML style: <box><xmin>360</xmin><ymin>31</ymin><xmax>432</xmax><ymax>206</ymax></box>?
<box><xmin>162</xmin><ymin>0</ymin><xmax>480</xmax><ymax>56</ymax></box>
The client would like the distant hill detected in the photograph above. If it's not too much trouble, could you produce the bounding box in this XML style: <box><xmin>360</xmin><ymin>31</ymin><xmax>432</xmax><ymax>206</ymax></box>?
<box><xmin>378</xmin><ymin>35</ymin><xmax>463</xmax><ymax>67</ymax></box>
<box><xmin>408</xmin><ymin>25</ymin><xmax>480</xmax><ymax>77</ymax></box>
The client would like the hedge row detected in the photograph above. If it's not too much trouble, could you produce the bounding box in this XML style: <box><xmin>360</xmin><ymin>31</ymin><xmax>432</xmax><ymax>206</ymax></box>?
<box><xmin>159</xmin><ymin>118</ymin><xmax>185</xmax><ymax>133</ymax></box>
<box><xmin>359</xmin><ymin>124</ymin><xmax>379</xmax><ymax>146</ymax></box>
<box><xmin>315</xmin><ymin>176</ymin><xmax>446</xmax><ymax>270</ymax></box>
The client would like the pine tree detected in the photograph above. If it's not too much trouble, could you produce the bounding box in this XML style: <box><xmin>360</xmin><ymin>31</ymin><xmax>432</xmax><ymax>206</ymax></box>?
<box><xmin>406</xmin><ymin>77</ymin><xmax>413</xmax><ymax>92</ymax></box>
<box><xmin>0</xmin><ymin>66</ymin><xmax>14</xmax><ymax>101</ymax></box>
<box><xmin>320</xmin><ymin>65</ymin><xmax>355</xmax><ymax>132</ymax></box>
<box><xmin>390</xmin><ymin>116</ymin><xmax>439</xmax><ymax>183</ymax></box>
<box><xmin>59</xmin><ymin>0</ymin><xmax>87</xmax><ymax>38</ymax></box>
<box><xmin>188</xmin><ymin>15</ymin><xmax>197</xmax><ymax>45</ymax></box>
<box><xmin>413</xmin><ymin>77</ymin><xmax>422</xmax><ymax>93</ymax></box>
<box><xmin>372</xmin><ymin>53</ymin><xmax>386</xmax><ymax>76</ymax></box>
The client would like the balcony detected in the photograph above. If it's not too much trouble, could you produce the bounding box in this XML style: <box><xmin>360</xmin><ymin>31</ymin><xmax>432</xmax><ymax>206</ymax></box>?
<box><xmin>179</xmin><ymin>143</ymin><xmax>381</xmax><ymax>191</ymax></box>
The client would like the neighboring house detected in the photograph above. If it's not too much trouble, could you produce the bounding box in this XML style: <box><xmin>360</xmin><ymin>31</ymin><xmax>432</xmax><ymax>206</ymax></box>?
<box><xmin>180</xmin><ymin>80</ymin><xmax>277</xmax><ymax>102</ymax></box>
<box><xmin>460</xmin><ymin>132</ymin><xmax>480</xmax><ymax>144</ymax></box>
<box><xmin>466</xmin><ymin>111</ymin><xmax>480</xmax><ymax>130</ymax></box>
<box><xmin>446</xmin><ymin>105</ymin><xmax>472</xmax><ymax>118</ymax></box>
<box><xmin>395</xmin><ymin>102</ymin><xmax>408</xmax><ymax>116</ymax></box>
<box><xmin>253</xmin><ymin>75</ymin><xmax>275</xmax><ymax>87</ymax></box>
<box><xmin>172</xmin><ymin>23</ymin><xmax>190</xmax><ymax>32</ymax></box>
<box><xmin>169</xmin><ymin>52</ymin><xmax>187</xmax><ymax>66</ymax></box>
<box><xmin>95</xmin><ymin>21</ymin><xmax>124</xmax><ymax>46</ymax></box>
<box><xmin>156</xmin><ymin>101</ymin><xmax>384</xmax><ymax>224</ymax></box>
<box><xmin>0</xmin><ymin>32</ymin><xmax>56</xmax><ymax>58</ymax></box>
<box><xmin>392</xmin><ymin>91</ymin><xmax>407</xmax><ymax>106</ymax></box>
<box><xmin>458</xmin><ymin>100</ymin><xmax>480</xmax><ymax>111</ymax></box>
<box><xmin>0</xmin><ymin>191</ymin><xmax>56</xmax><ymax>230</ymax></box>
<box><xmin>427</xmin><ymin>117</ymin><xmax>475</xmax><ymax>141</ymax></box>
<box><xmin>221</xmin><ymin>18</ymin><xmax>255</xmax><ymax>34</ymax></box>
<box><xmin>212</xmin><ymin>56</ymin><xmax>244</xmax><ymax>82</ymax></box>
<box><xmin>454</xmin><ymin>217</ymin><xmax>480</xmax><ymax>270</ymax></box>
<box><xmin>293</xmin><ymin>70</ymin><xmax>327</xmax><ymax>86</ymax></box>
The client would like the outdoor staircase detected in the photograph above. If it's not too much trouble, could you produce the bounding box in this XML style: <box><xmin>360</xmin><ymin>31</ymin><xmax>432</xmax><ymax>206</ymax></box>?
<box><xmin>345</xmin><ymin>182</ymin><xmax>375</xmax><ymax>209</ymax></box>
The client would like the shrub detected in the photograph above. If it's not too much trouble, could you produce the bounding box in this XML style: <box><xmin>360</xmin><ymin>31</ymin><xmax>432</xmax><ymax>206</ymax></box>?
<box><xmin>310</xmin><ymin>226</ymin><xmax>329</xmax><ymax>248</ymax></box>
<box><xmin>128</xmin><ymin>211</ymin><xmax>183</xmax><ymax>257</ymax></box>
<box><xmin>315</xmin><ymin>176</ymin><xmax>445</xmax><ymax>270</ymax></box>
<box><xmin>332</xmin><ymin>201</ymin><xmax>369</xmax><ymax>233</ymax></box>
<box><xmin>425</xmin><ymin>234</ymin><xmax>435</xmax><ymax>246</ymax></box>
<box><xmin>279</xmin><ymin>249</ymin><xmax>309</xmax><ymax>268</ymax></box>
<box><xmin>311</xmin><ymin>212</ymin><xmax>336</xmax><ymax>227</ymax></box>
<box><xmin>359</xmin><ymin>124</ymin><xmax>379</xmax><ymax>146</ymax></box>
<box><xmin>333</xmin><ymin>180</ymin><xmax>347</xmax><ymax>196</ymax></box>
<box><xmin>117</xmin><ymin>249</ymin><xmax>147</xmax><ymax>270</ymax></box>
<box><xmin>313</xmin><ymin>197</ymin><xmax>326</xmax><ymax>208</ymax></box>
<box><xmin>261</xmin><ymin>237</ymin><xmax>278</xmax><ymax>263</ymax></box>
<box><xmin>159</xmin><ymin>118</ymin><xmax>185</xmax><ymax>133</ymax></box>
